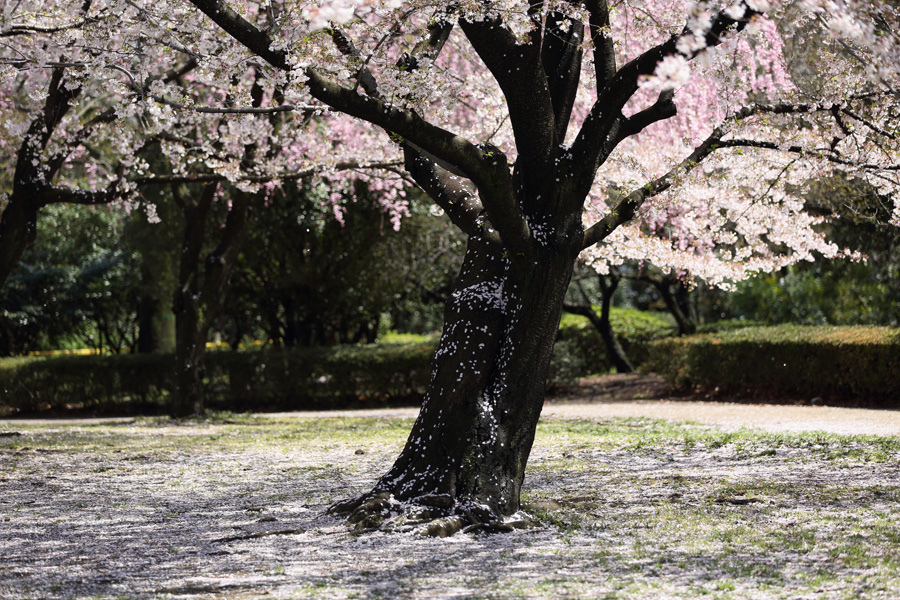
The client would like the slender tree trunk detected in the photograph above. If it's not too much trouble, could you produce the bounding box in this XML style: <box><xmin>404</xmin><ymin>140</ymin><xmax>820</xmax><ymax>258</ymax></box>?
<box><xmin>137</xmin><ymin>295</ymin><xmax>176</xmax><ymax>353</ymax></box>
<box><xmin>171</xmin><ymin>184</ymin><xmax>215</xmax><ymax>416</ymax></box>
<box><xmin>564</xmin><ymin>272</ymin><xmax>635</xmax><ymax>373</ymax></box>
<box><xmin>596</xmin><ymin>274</ymin><xmax>635</xmax><ymax>372</ymax></box>
<box><xmin>170</xmin><ymin>184</ymin><xmax>252</xmax><ymax>416</ymax></box>
<box><xmin>336</xmin><ymin>235</ymin><xmax>575</xmax><ymax>531</ymax></box>
<box><xmin>173</xmin><ymin>293</ymin><xmax>207</xmax><ymax>415</ymax></box>
<box><xmin>655</xmin><ymin>277</ymin><xmax>697</xmax><ymax>335</ymax></box>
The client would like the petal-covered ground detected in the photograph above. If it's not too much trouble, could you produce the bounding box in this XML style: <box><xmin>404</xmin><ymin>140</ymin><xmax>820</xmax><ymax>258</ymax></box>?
<box><xmin>1</xmin><ymin>411</ymin><xmax>899</xmax><ymax>599</ymax></box>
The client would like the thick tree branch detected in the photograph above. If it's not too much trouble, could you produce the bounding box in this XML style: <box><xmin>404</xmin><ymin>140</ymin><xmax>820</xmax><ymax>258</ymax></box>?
<box><xmin>185</xmin><ymin>0</ymin><xmax>489</xmax><ymax>191</ymax></box>
<box><xmin>571</xmin><ymin>0</ymin><xmax>762</xmax><ymax>183</ymax></box>
<box><xmin>186</xmin><ymin>0</ymin><xmax>290</xmax><ymax>70</ymax></box>
<box><xmin>307</xmin><ymin>72</ymin><xmax>533</xmax><ymax>260</ymax></box>
<box><xmin>41</xmin><ymin>182</ymin><xmax>122</xmax><ymax>206</ymax></box>
<box><xmin>184</xmin><ymin>0</ymin><xmax>536</xmax><ymax>255</ymax></box>
<box><xmin>582</xmin><ymin>126</ymin><xmax>727</xmax><ymax>248</ymax></box>
<box><xmin>541</xmin><ymin>11</ymin><xmax>584</xmax><ymax>143</ymax></box>
<box><xmin>459</xmin><ymin>17</ymin><xmax>555</xmax><ymax>172</ymax></box>
<box><xmin>585</xmin><ymin>0</ymin><xmax>616</xmax><ymax>90</ymax></box>
<box><xmin>304</xmin><ymin>71</ymin><xmax>485</xmax><ymax>176</ymax></box>
<box><xmin>403</xmin><ymin>145</ymin><xmax>499</xmax><ymax>243</ymax></box>
<box><xmin>622</xmin><ymin>89</ymin><xmax>677</xmax><ymax>138</ymax></box>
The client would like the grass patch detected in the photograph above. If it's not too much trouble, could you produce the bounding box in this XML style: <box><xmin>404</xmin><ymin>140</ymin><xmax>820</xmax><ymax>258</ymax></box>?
<box><xmin>1</xmin><ymin>415</ymin><xmax>898</xmax><ymax>599</ymax></box>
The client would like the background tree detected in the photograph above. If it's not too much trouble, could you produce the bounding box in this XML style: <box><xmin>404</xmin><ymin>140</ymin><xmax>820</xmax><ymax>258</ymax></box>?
<box><xmin>0</xmin><ymin>203</ymin><xmax>137</xmax><ymax>356</ymax></box>
<box><xmin>224</xmin><ymin>183</ymin><xmax>463</xmax><ymax>348</ymax></box>
<box><xmin>563</xmin><ymin>265</ymin><xmax>636</xmax><ymax>373</ymax></box>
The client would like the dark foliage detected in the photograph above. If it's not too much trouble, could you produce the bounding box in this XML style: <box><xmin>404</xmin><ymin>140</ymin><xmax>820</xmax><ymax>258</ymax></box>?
<box><xmin>647</xmin><ymin>325</ymin><xmax>900</xmax><ymax>405</ymax></box>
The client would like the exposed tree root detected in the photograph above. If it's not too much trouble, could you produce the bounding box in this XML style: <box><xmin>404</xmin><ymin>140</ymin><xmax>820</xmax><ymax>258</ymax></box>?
<box><xmin>328</xmin><ymin>492</ymin><xmax>539</xmax><ymax>537</ymax></box>
<box><xmin>214</xmin><ymin>527</ymin><xmax>307</xmax><ymax>543</ymax></box>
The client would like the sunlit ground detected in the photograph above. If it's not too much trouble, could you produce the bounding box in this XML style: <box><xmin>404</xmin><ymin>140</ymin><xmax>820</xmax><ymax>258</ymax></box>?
<box><xmin>1</xmin><ymin>415</ymin><xmax>898</xmax><ymax>599</ymax></box>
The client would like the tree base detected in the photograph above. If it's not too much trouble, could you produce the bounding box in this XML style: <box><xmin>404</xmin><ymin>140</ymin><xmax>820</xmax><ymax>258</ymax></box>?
<box><xmin>328</xmin><ymin>492</ymin><xmax>539</xmax><ymax>537</ymax></box>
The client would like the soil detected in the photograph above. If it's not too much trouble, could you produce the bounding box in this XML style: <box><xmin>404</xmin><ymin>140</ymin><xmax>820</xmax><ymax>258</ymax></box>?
<box><xmin>549</xmin><ymin>372</ymin><xmax>674</xmax><ymax>402</ymax></box>
<box><xmin>544</xmin><ymin>373</ymin><xmax>900</xmax><ymax>437</ymax></box>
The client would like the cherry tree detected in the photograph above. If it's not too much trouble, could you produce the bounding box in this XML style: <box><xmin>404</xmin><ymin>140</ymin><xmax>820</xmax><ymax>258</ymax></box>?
<box><xmin>112</xmin><ymin>0</ymin><xmax>896</xmax><ymax>531</ymax></box>
<box><xmin>0</xmin><ymin>1</ymin><xmax>410</xmax><ymax>415</ymax></box>
<box><xmin>0</xmin><ymin>1</ymin><xmax>411</xmax><ymax>284</ymax></box>
<box><xmin>4</xmin><ymin>0</ymin><xmax>898</xmax><ymax>532</ymax></box>
<box><xmin>575</xmin><ymin>1</ymin><xmax>899</xmax><ymax>345</ymax></box>
<box><xmin>154</xmin><ymin>0</ymin><xmax>883</xmax><ymax>532</ymax></box>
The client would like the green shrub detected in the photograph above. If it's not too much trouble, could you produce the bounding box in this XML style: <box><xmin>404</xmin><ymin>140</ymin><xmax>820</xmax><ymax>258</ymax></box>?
<box><xmin>0</xmin><ymin>343</ymin><xmax>438</xmax><ymax>416</ymax></box>
<box><xmin>647</xmin><ymin>325</ymin><xmax>900</xmax><ymax>403</ymax></box>
<box><xmin>0</xmin><ymin>353</ymin><xmax>174</xmax><ymax>415</ymax></box>
<box><xmin>695</xmin><ymin>319</ymin><xmax>765</xmax><ymax>334</ymax></box>
<box><xmin>205</xmin><ymin>342</ymin><xmax>437</xmax><ymax>411</ymax></box>
<box><xmin>2</xmin><ymin>309</ymin><xmax>678</xmax><ymax>416</ymax></box>
<box><xmin>549</xmin><ymin>308</ymin><xmax>675</xmax><ymax>383</ymax></box>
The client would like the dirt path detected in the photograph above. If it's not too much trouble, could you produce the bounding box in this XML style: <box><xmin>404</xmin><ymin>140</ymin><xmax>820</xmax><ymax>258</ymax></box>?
<box><xmin>221</xmin><ymin>373</ymin><xmax>900</xmax><ymax>437</ymax></box>
<box><xmin>264</xmin><ymin>400</ymin><xmax>900</xmax><ymax>437</ymax></box>
<box><xmin>4</xmin><ymin>373</ymin><xmax>899</xmax><ymax>436</ymax></box>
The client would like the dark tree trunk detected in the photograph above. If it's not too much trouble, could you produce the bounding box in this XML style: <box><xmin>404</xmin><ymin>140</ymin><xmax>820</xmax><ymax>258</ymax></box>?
<box><xmin>596</xmin><ymin>274</ymin><xmax>635</xmax><ymax>372</ymax></box>
<box><xmin>0</xmin><ymin>197</ymin><xmax>40</xmax><ymax>289</ymax></box>
<box><xmin>655</xmin><ymin>276</ymin><xmax>698</xmax><ymax>335</ymax></box>
<box><xmin>564</xmin><ymin>272</ymin><xmax>635</xmax><ymax>374</ymax></box>
<box><xmin>137</xmin><ymin>295</ymin><xmax>176</xmax><ymax>354</ymax></box>
<box><xmin>173</xmin><ymin>291</ymin><xmax>207</xmax><ymax>416</ymax></box>
<box><xmin>171</xmin><ymin>184</ymin><xmax>253</xmax><ymax>417</ymax></box>
<box><xmin>171</xmin><ymin>184</ymin><xmax>215</xmax><ymax>416</ymax></box>
<box><xmin>336</xmin><ymin>234</ymin><xmax>576</xmax><ymax>531</ymax></box>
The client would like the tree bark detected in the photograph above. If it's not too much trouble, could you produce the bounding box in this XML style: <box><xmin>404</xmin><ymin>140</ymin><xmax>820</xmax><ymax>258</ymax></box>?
<box><xmin>137</xmin><ymin>295</ymin><xmax>176</xmax><ymax>354</ymax></box>
<box><xmin>0</xmin><ymin>197</ymin><xmax>40</xmax><ymax>288</ymax></box>
<box><xmin>335</xmin><ymin>233</ymin><xmax>577</xmax><ymax>529</ymax></box>
<box><xmin>171</xmin><ymin>184</ymin><xmax>253</xmax><ymax>416</ymax></box>
<box><xmin>655</xmin><ymin>276</ymin><xmax>698</xmax><ymax>335</ymax></box>
<box><xmin>564</xmin><ymin>273</ymin><xmax>635</xmax><ymax>374</ymax></box>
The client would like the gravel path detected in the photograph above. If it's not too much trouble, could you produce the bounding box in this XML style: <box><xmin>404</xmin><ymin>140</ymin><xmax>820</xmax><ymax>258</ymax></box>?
<box><xmin>6</xmin><ymin>372</ymin><xmax>899</xmax><ymax>436</ymax></box>
<box><xmin>255</xmin><ymin>399</ymin><xmax>900</xmax><ymax>437</ymax></box>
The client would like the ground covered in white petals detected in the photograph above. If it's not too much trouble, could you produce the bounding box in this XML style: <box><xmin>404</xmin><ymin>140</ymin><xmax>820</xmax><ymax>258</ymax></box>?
<box><xmin>1</xmin><ymin>414</ymin><xmax>899</xmax><ymax>599</ymax></box>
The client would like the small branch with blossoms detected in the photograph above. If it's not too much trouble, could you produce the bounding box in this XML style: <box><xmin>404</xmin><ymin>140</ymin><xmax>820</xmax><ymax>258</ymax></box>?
<box><xmin>105</xmin><ymin>63</ymin><xmax>311</xmax><ymax>115</ymax></box>
<box><xmin>0</xmin><ymin>19</ymin><xmax>92</xmax><ymax>37</ymax></box>
<box><xmin>131</xmin><ymin>161</ymin><xmax>405</xmax><ymax>186</ymax></box>
<box><xmin>718</xmin><ymin>138</ymin><xmax>900</xmax><ymax>172</ymax></box>
<box><xmin>571</xmin><ymin>0</ymin><xmax>764</xmax><ymax>185</ymax></box>
<box><xmin>581</xmin><ymin>126</ymin><xmax>728</xmax><ymax>249</ymax></box>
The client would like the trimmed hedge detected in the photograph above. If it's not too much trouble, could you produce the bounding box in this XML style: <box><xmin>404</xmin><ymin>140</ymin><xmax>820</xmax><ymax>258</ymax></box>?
<box><xmin>647</xmin><ymin>325</ymin><xmax>900</xmax><ymax>403</ymax></box>
<box><xmin>549</xmin><ymin>308</ymin><xmax>675</xmax><ymax>382</ymax></box>
<box><xmin>2</xmin><ymin>309</ymin><xmax>672</xmax><ymax>415</ymax></box>
<box><xmin>206</xmin><ymin>342</ymin><xmax>436</xmax><ymax>410</ymax></box>
<box><xmin>0</xmin><ymin>343</ymin><xmax>437</xmax><ymax>416</ymax></box>
<box><xmin>0</xmin><ymin>353</ymin><xmax>174</xmax><ymax>415</ymax></box>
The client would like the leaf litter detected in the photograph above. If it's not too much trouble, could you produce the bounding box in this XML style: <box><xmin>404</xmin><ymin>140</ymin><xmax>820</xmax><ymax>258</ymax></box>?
<box><xmin>1</xmin><ymin>414</ymin><xmax>898</xmax><ymax>600</ymax></box>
